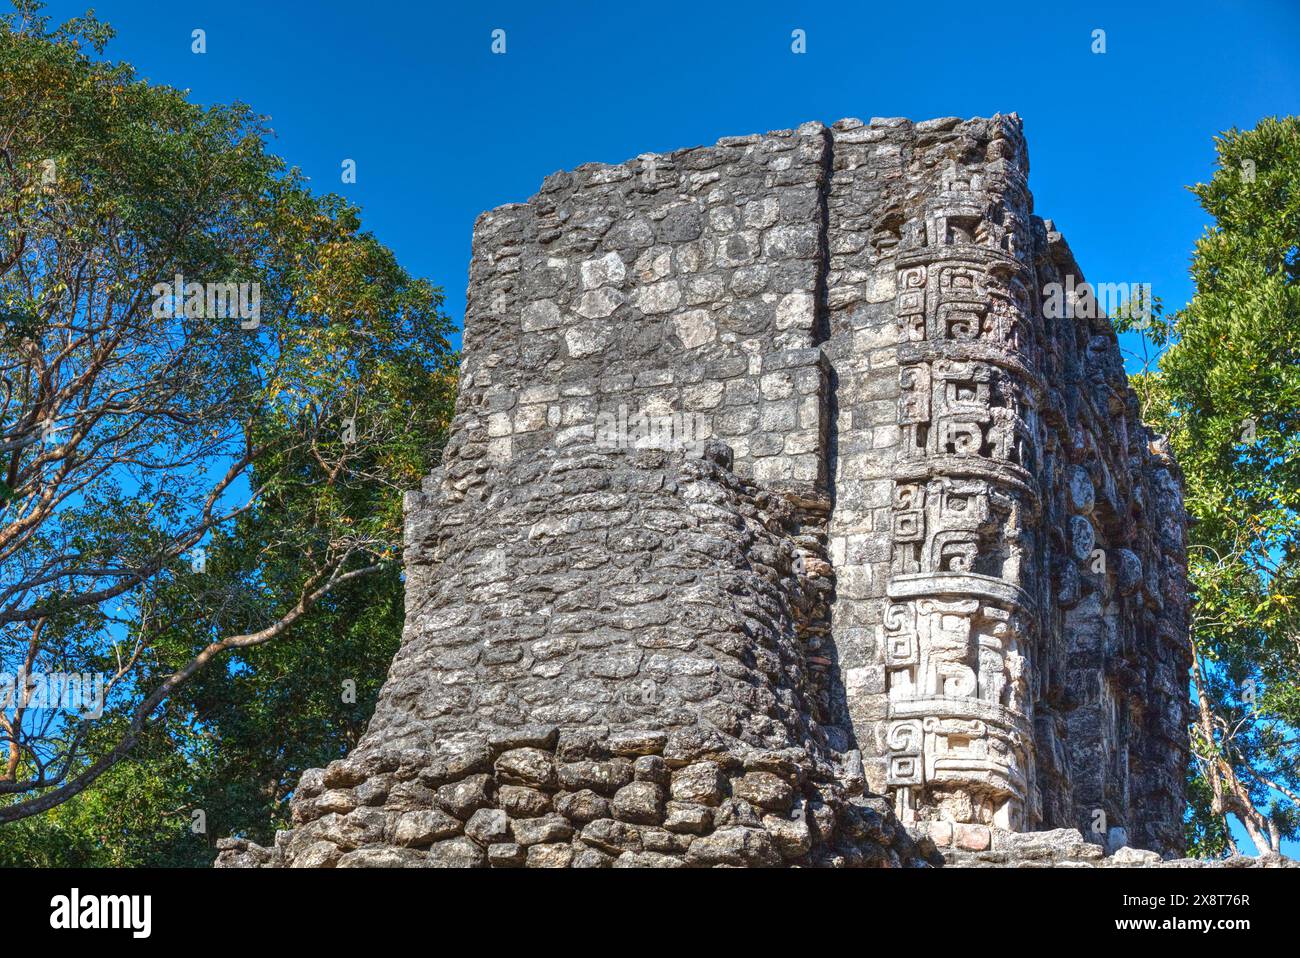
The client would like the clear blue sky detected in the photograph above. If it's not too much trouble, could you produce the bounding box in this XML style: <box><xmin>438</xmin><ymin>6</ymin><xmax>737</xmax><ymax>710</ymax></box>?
<box><xmin>43</xmin><ymin>0</ymin><xmax>1299</xmax><ymax>856</ymax></box>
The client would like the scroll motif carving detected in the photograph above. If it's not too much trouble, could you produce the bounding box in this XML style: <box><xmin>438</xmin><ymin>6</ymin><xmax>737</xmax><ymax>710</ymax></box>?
<box><xmin>884</xmin><ymin>206</ymin><xmax>1043</xmax><ymax>831</ymax></box>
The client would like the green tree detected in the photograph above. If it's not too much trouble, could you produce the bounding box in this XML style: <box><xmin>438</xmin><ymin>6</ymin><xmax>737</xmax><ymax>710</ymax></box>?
<box><xmin>0</xmin><ymin>558</ymin><xmax>412</xmax><ymax>866</ymax></box>
<box><xmin>1122</xmin><ymin>116</ymin><xmax>1300</xmax><ymax>856</ymax></box>
<box><xmin>0</xmin><ymin>0</ymin><xmax>456</xmax><ymax>838</ymax></box>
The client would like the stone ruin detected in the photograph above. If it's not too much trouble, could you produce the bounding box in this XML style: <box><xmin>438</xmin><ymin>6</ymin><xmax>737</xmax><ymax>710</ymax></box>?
<box><xmin>217</xmin><ymin>114</ymin><xmax>1195</xmax><ymax>868</ymax></box>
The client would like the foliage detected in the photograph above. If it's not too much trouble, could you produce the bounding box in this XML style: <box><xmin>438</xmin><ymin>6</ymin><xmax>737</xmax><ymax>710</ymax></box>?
<box><xmin>1121</xmin><ymin>116</ymin><xmax>1300</xmax><ymax>856</ymax></box>
<box><xmin>0</xmin><ymin>0</ymin><xmax>456</xmax><ymax>845</ymax></box>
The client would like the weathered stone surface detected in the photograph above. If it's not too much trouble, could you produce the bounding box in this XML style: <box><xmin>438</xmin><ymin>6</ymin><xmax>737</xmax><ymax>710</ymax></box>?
<box><xmin>315</xmin><ymin>789</ymin><xmax>359</xmax><ymax>815</ymax></box>
<box><xmin>336</xmin><ymin>846</ymin><xmax>427</xmax><ymax>868</ymax></box>
<box><xmin>322</xmin><ymin>760</ymin><xmax>365</xmax><ymax>789</ymax></box>
<box><xmin>763</xmin><ymin>812</ymin><xmax>813</xmax><ymax>860</ymax></box>
<box><xmin>685</xmin><ymin>827</ymin><xmax>781</xmax><ymax>867</ymax></box>
<box><xmin>391</xmin><ymin>809</ymin><xmax>462</xmax><ymax>847</ymax></box>
<box><xmin>426</xmin><ymin>837</ymin><xmax>487</xmax><ymax>868</ymax></box>
<box><xmin>558</xmin><ymin>760</ymin><xmax>634</xmax><ymax>795</ymax></box>
<box><xmin>435</xmin><ymin>774</ymin><xmax>493</xmax><ymax>819</ymax></box>
<box><xmin>954</xmin><ymin>823</ymin><xmax>992</xmax><ymax>852</ymax></box>
<box><xmin>486</xmin><ymin>842</ymin><xmax>528</xmax><ymax>868</ymax></box>
<box><xmin>580</xmin><ymin>818</ymin><xmax>643</xmax><ymax>855</ymax></box>
<box><xmin>670</xmin><ymin>763</ymin><xmax>727</xmax><ymax>807</ymax></box>
<box><xmin>923</xmin><ymin>826</ymin><xmax>1300</xmax><ymax>868</ymax></box>
<box><xmin>495</xmin><ymin>748</ymin><xmax>557</xmax><ymax>789</ymax></box>
<box><xmin>220</xmin><ymin>114</ymin><xmax>1195</xmax><ymax>870</ymax></box>
<box><xmin>664</xmin><ymin>802</ymin><xmax>713</xmax><ymax>835</ymax></box>
<box><xmin>525</xmin><ymin>843</ymin><xmax>575</xmax><ymax>868</ymax></box>
<box><xmin>510</xmin><ymin>813</ymin><xmax>574</xmax><ymax>846</ymax></box>
<box><xmin>464</xmin><ymin>808</ymin><xmax>511</xmax><ymax>845</ymax></box>
<box><xmin>554</xmin><ymin>789</ymin><xmax>610</xmax><ymax>824</ymax></box>
<box><xmin>641</xmin><ymin>827</ymin><xmax>692</xmax><ymax>855</ymax></box>
<box><xmin>609</xmin><ymin>730</ymin><xmax>668</xmax><ymax>756</ymax></box>
<box><xmin>612</xmin><ymin>782</ymin><xmax>665</xmax><ymax>825</ymax></box>
<box><xmin>488</xmin><ymin>724</ymin><xmax>560</xmax><ymax>753</ymax></box>
<box><xmin>615</xmin><ymin>851</ymin><xmax>684</xmax><ymax>868</ymax></box>
<box><xmin>733</xmin><ymin>772</ymin><xmax>794</xmax><ymax>812</ymax></box>
<box><xmin>497</xmin><ymin>785</ymin><xmax>552</xmax><ymax>818</ymax></box>
<box><xmin>632</xmin><ymin>755</ymin><xmax>670</xmax><ymax>786</ymax></box>
<box><xmin>571</xmin><ymin>846</ymin><xmax>614</xmax><ymax>868</ymax></box>
<box><xmin>714</xmin><ymin>797</ymin><xmax>763</xmax><ymax>829</ymax></box>
<box><xmin>313</xmin><ymin>809</ymin><xmax>387</xmax><ymax>850</ymax></box>
<box><xmin>290</xmin><ymin>841</ymin><xmax>341</xmax><ymax>869</ymax></box>
<box><xmin>1112</xmin><ymin>846</ymin><xmax>1163</xmax><ymax>866</ymax></box>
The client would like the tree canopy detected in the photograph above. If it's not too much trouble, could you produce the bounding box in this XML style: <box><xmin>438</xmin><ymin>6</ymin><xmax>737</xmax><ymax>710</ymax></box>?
<box><xmin>0</xmin><ymin>0</ymin><xmax>456</xmax><ymax>852</ymax></box>
<box><xmin>1119</xmin><ymin>115</ymin><xmax>1300</xmax><ymax>856</ymax></box>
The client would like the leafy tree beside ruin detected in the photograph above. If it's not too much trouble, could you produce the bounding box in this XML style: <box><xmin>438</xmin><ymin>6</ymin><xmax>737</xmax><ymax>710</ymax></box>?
<box><xmin>0</xmin><ymin>0</ymin><xmax>456</xmax><ymax>842</ymax></box>
<box><xmin>1121</xmin><ymin>116</ymin><xmax>1300</xmax><ymax>856</ymax></box>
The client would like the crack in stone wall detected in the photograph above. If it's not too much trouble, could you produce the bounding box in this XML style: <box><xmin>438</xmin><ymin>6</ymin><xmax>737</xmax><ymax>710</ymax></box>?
<box><xmin>217</xmin><ymin>114</ymin><xmax>1191</xmax><ymax>868</ymax></box>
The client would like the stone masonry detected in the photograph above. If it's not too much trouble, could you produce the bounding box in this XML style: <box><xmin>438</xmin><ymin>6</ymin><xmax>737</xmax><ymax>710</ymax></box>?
<box><xmin>217</xmin><ymin>114</ymin><xmax>1192</xmax><ymax>868</ymax></box>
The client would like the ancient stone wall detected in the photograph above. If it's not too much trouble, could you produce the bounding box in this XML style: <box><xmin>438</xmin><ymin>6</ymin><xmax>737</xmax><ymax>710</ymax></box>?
<box><xmin>217</xmin><ymin>114</ymin><xmax>1190</xmax><ymax>868</ymax></box>
<box><xmin>816</xmin><ymin>116</ymin><xmax>1190</xmax><ymax>857</ymax></box>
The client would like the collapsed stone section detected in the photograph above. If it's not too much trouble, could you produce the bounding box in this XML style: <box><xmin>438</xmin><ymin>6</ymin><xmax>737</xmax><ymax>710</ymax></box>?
<box><xmin>219</xmin><ymin>447</ymin><xmax>927</xmax><ymax>867</ymax></box>
<box><xmin>218</xmin><ymin>114</ymin><xmax>1190</xmax><ymax>868</ymax></box>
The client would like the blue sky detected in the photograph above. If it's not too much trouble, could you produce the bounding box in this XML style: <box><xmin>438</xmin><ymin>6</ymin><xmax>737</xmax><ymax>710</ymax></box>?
<box><xmin>45</xmin><ymin>0</ymin><xmax>1300</xmax><ymax>349</ymax></box>
<box><xmin>41</xmin><ymin>0</ymin><xmax>1299</xmax><ymax>855</ymax></box>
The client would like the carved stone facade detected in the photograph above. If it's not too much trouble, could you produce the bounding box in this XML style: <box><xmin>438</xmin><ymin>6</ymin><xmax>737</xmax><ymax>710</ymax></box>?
<box><xmin>872</xmin><ymin>162</ymin><xmax>1172</xmax><ymax>842</ymax></box>
<box><xmin>820</xmin><ymin>116</ymin><xmax>1189</xmax><ymax>859</ymax></box>
<box><xmin>218</xmin><ymin>114</ymin><xmax>1191</xmax><ymax>868</ymax></box>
